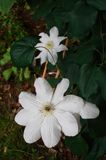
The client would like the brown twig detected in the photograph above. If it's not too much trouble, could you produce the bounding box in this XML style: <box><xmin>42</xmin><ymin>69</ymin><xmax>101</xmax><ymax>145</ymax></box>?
<box><xmin>55</xmin><ymin>69</ymin><xmax>60</xmax><ymax>79</ymax></box>
<box><xmin>42</xmin><ymin>61</ymin><xmax>48</xmax><ymax>78</ymax></box>
<box><xmin>62</xmin><ymin>39</ymin><xmax>69</xmax><ymax>58</ymax></box>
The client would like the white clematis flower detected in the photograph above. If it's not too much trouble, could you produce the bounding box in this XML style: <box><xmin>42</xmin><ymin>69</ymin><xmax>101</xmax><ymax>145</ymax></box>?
<box><xmin>15</xmin><ymin>78</ymin><xmax>100</xmax><ymax>148</ymax></box>
<box><xmin>35</xmin><ymin>26</ymin><xmax>68</xmax><ymax>65</ymax></box>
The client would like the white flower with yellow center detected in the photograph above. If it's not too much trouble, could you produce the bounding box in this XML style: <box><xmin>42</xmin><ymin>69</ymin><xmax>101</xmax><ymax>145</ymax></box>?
<box><xmin>35</xmin><ymin>26</ymin><xmax>68</xmax><ymax>65</ymax></box>
<box><xmin>15</xmin><ymin>78</ymin><xmax>99</xmax><ymax>148</ymax></box>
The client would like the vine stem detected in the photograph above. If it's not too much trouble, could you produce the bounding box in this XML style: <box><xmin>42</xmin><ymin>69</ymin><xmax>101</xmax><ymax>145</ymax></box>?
<box><xmin>42</xmin><ymin>61</ymin><xmax>48</xmax><ymax>78</ymax></box>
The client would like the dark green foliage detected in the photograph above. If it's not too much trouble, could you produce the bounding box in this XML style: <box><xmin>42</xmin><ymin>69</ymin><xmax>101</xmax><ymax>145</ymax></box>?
<box><xmin>1</xmin><ymin>0</ymin><xmax>106</xmax><ymax>159</ymax></box>
<box><xmin>67</xmin><ymin>2</ymin><xmax>97</xmax><ymax>39</ymax></box>
<box><xmin>27</xmin><ymin>0</ymin><xmax>98</xmax><ymax>39</ymax></box>
<box><xmin>88</xmin><ymin>106</ymin><xmax>106</xmax><ymax>137</ymax></box>
<box><xmin>76</xmin><ymin>46</ymin><xmax>94</xmax><ymax>65</ymax></box>
<box><xmin>10</xmin><ymin>37</ymin><xmax>38</xmax><ymax>67</ymax></box>
<box><xmin>85</xmin><ymin>137</ymin><xmax>106</xmax><ymax>160</ymax></box>
<box><xmin>0</xmin><ymin>0</ymin><xmax>16</xmax><ymax>14</ymax></box>
<box><xmin>65</xmin><ymin>135</ymin><xmax>89</xmax><ymax>157</ymax></box>
<box><xmin>58</xmin><ymin>54</ymin><xmax>80</xmax><ymax>87</ymax></box>
<box><xmin>87</xmin><ymin>0</ymin><xmax>106</xmax><ymax>10</ymax></box>
<box><xmin>96</xmin><ymin>67</ymin><xmax>106</xmax><ymax>100</ymax></box>
<box><xmin>79</xmin><ymin>64</ymin><xmax>98</xmax><ymax>99</ymax></box>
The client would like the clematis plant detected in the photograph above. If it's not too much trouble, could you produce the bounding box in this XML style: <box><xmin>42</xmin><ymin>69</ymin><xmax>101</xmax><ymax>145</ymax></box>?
<box><xmin>35</xmin><ymin>26</ymin><xmax>68</xmax><ymax>65</ymax></box>
<box><xmin>15</xmin><ymin>78</ymin><xmax>99</xmax><ymax>148</ymax></box>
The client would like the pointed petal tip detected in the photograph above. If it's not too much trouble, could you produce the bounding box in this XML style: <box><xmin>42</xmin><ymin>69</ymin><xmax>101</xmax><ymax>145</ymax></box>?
<box><xmin>56</xmin><ymin>44</ymin><xmax>68</xmax><ymax>53</ymax></box>
<box><xmin>35</xmin><ymin>54</ymin><xmax>41</xmax><ymax>60</ymax></box>
<box><xmin>52</xmin><ymin>78</ymin><xmax>70</xmax><ymax>104</ymax></box>
<box><xmin>39</xmin><ymin>32</ymin><xmax>44</xmax><ymax>36</ymax></box>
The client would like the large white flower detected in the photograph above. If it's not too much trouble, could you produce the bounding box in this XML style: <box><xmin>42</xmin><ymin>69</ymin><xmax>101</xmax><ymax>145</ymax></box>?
<box><xmin>35</xmin><ymin>26</ymin><xmax>68</xmax><ymax>65</ymax></box>
<box><xmin>15</xmin><ymin>78</ymin><xmax>99</xmax><ymax>148</ymax></box>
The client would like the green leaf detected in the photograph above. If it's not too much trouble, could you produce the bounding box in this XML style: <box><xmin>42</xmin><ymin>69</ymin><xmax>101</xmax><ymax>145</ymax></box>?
<box><xmin>85</xmin><ymin>137</ymin><xmax>106</xmax><ymax>160</ymax></box>
<box><xmin>0</xmin><ymin>50</ymin><xmax>11</xmax><ymax>66</ymax></box>
<box><xmin>32</xmin><ymin>0</ymin><xmax>78</xmax><ymax>20</ymax></box>
<box><xmin>68</xmin><ymin>2</ymin><xmax>97</xmax><ymax>39</ymax></box>
<box><xmin>79</xmin><ymin>64</ymin><xmax>98</xmax><ymax>99</ymax></box>
<box><xmin>3</xmin><ymin>68</ymin><xmax>12</xmax><ymax>81</ymax></box>
<box><xmin>10</xmin><ymin>37</ymin><xmax>38</xmax><ymax>68</ymax></box>
<box><xmin>46</xmin><ymin>0</ymin><xmax>78</xmax><ymax>30</ymax></box>
<box><xmin>58</xmin><ymin>53</ymin><xmax>80</xmax><ymax>87</ymax></box>
<box><xmin>88</xmin><ymin>106</ymin><xmax>106</xmax><ymax>137</ymax></box>
<box><xmin>96</xmin><ymin>67</ymin><xmax>106</xmax><ymax>100</ymax></box>
<box><xmin>87</xmin><ymin>0</ymin><xmax>106</xmax><ymax>10</ymax></box>
<box><xmin>32</xmin><ymin>0</ymin><xmax>55</xmax><ymax>19</ymax></box>
<box><xmin>12</xmin><ymin>66</ymin><xmax>17</xmax><ymax>75</ymax></box>
<box><xmin>65</xmin><ymin>135</ymin><xmax>88</xmax><ymax>157</ymax></box>
<box><xmin>19</xmin><ymin>68</ymin><xmax>23</xmax><ymax>81</ymax></box>
<box><xmin>0</xmin><ymin>0</ymin><xmax>16</xmax><ymax>14</ymax></box>
<box><xmin>24</xmin><ymin>67</ymin><xmax>31</xmax><ymax>79</ymax></box>
<box><xmin>76</xmin><ymin>46</ymin><xmax>94</xmax><ymax>65</ymax></box>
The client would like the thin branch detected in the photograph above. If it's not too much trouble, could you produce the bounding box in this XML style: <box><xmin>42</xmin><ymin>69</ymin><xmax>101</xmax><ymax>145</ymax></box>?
<box><xmin>62</xmin><ymin>39</ymin><xmax>69</xmax><ymax>58</ymax></box>
<box><xmin>42</xmin><ymin>61</ymin><xmax>48</xmax><ymax>78</ymax></box>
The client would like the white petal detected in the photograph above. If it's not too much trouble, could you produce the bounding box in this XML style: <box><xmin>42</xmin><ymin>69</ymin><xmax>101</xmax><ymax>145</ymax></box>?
<box><xmin>56</xmin><ymin>95</ymin><xmax>84</xmax><ymax>113</ymax></box>
<box><xmin>47</xmin><ymin>50</ymin><xmax>58</xmax><ymax>65</ymax></box>
<box><xmin>54</xmin><ymin>110</ymin><xmax>79</xmax><ymax>136</ymax></box>
<box><xmin>53</xmin><ymin>37</ymin><xmax>67</xmax><ymax>46</ymax></box>
<box><xmin>35</xmin><ymin>51</ymin><xmax>47</xmax><ymax>65</ymax></box>
<box><xmin>35</xmin><ymin>53</ymin><xmax>41</xmax><ymax>59</ymax></box>
<box><xmin>52</xmin><ymin>79</ymin><xmax>69</xmax><ymax>104</ymax></box>
<box><xmin>34</xmin><ymin>78</ymin><xmax>53</xmax><ymax>103</ymax></box>
<box><xmin>15</xmin><ymin>109</ymin><xmax>36</xmax><ymax>126</ymax></box>
<box><xmin>73</xmin><ymin>113</ymin><xmax>82</xmax><ymax>132</ymax></box>
<box><xmin>80</xmin><ymin>102</ymin><xmax>100</xmax><ymax>119</ymax></box>
<box><xmin>58</xmin><ymin>36</ymin><xmax>67</xmax><ymax>43</ymax></box>
<box><xmin>41</xmin><ymin>116</ymin><xmax>61</xmax><ymax>148</ymax></box>
<box><xmin>19</xmin><ymin>92</ymin><xmax>41</xmax><ymax>110</ymax></box>
<box><xmin>56</xmin><ymin>44</ymin><xmax>68</xmax><ymax>52</ymax></box>
<box><xmin>35</xmin><ymin>43</ymin><xmax>45</xmax><ymax>52</ymax></box>
<box><xmin>23</xmin><ymin>113</ymin><xmax>44</xmax><ymax>143</ymax></box>
<box><xmin>40</xmin><ymin>52</ymin><xmax>48</xmax><ymax>65</ymax></box>
<box><xmin>39</xmin><ymin>32</ymin><xmax>50</xmax><ymax>43</ymax></box>
<box><xmin>50</xmin><ymin>26</ymin><xmax>59</xmax><ymax>39</ymax></box>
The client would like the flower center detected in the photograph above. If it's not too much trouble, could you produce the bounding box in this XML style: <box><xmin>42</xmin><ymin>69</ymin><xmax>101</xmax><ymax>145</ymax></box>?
<box><xmin>41</xmin><ymin>104</ymin><xmax>54</xmax><ymax>116</ymax></box>
<box><xmin>45</xmin><ymin>106</ymin><xmax>51</xmax><ymax>111</ymax></box>
<box><xmin>45</xmin><ymin>41</ymin><xmax>54</xmax><ymax>49</ymax></box>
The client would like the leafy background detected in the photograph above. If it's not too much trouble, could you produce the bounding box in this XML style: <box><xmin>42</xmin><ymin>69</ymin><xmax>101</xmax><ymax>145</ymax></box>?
<box><xmin>0</xmin><ymin>0</ymin><xmax>106</xmax><ymax>159</ymax></box>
